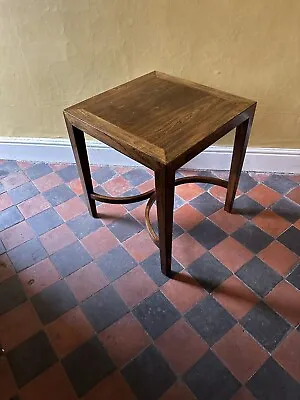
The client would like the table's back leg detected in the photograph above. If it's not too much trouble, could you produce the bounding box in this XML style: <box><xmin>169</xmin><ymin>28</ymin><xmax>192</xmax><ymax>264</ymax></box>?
<box><xmin>65</xmin><ymin>118</ymin><xmax>98</xmax><ymax>218</ymax></box>
<box><xmin>224</xmin><ymin>113</ymin><xmax>254</xmax><ymax>213</ymax></box>
<box><xmin>155</xmin><ymin>166</ymin><xmax>175</xmax><ymax>276</ymax></box>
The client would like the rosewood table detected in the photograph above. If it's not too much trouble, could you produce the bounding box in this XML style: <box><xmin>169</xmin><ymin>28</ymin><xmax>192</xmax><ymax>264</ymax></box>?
<box><xmin>64</xmin><ymin>71</ymin><xmax>256</xmax><ymax>276</ymax></box>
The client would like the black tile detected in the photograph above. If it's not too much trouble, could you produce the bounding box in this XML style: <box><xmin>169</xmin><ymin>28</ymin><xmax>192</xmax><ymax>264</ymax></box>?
<box><xmin>57</xmin><ymin>165</ymin><xmax>79</xmax><ymax>182</ymax></box>
<box><xmin>188</xmin><ymin>253</ymin><xmax>232</xmax><ymax>292</ymax></box>
<box><xmin>43</xmin><ymin>184</ymin><xmax>75</xmax><ymax>206</ymax></box>
<box><xmin>173</xmin><ymin>194</ymin><xmax>185</xmax><ymax>210</ymax></box>
<box><xmin>92</xmin><ymin>166</ymin><xmax>116</xmax><ymax>184</ymax></box>
<box><xmin>8</xmin><ymin>182</ymin><xmax>39</xmax><ymax>204</ymax></box>
<box><xmin>97</xmin><ymin>245</ymin><xmax>137</xmax><ymax>282</ymax></box>
<box><xmin>185</xmin><ymin>296</ymin><xmax>236</xmax><ymax>345</ymax></box>
<box><xmin>238</xmin><ymin>172</ymin><xmax>258</xmax><ymax>193</ymax></box>
<box><xmin>67</xmin><ymin>212</ymin><xmax>103</xmax><ymax>239</ymax></box>
<box><xmin>122</xmin><ymin>168</ymin><xmax>152</xmax><ymax>186</ymax></box>
<box><xmin>0</xmin><ymin>206</ymin><xmax>24</xmax><ymax>232</ymax></box>
<box><xmin>0</xmin><ymin>276</ymin><xmax>26</xmax><ymax>315</ymax></box>
<box><xmin>278</xmin><ymin>227</ymin><xmax>300</xmax><ymax>256</ymax></box>
<box><xmin>189</xmin><ymin>219</ymin><xmax>227</xmax><ymax>250</ymax></box>
<box><xmin>151</xmin><ymin>221</ymin><xmax>184</xmax><ymax>240</ymax></box>
<box><xmin>62</xmin><ymin>336</ymin><xmax>114</xmax><ymax>397</ymax></box>
<box><xmin>122</xmin><ymin>345</ymin><xmax>176</xmax><ymax>400</ymax></box>
<box><xmin>0</xmin><ymin>160</ymin><xmax>20</xmax><ymax>177</ymax></box>
<box><xmin>272</xmin><ymin>198</ymin><xmax>300</xmax><ymax>223</ymax></box>
<box><xmin>236</xmin><ymin>257</ymin><xmax>282</xmax><ymax>297</ymax></box>
<box><xmin>264</xmin><ymin>174</ymin><xmax>297</xmax><ymax>195</ymax></box>
<box><xmin>81</xmin><ymin>285</ymin><xmax>128</xmax><ymax>332</ymax></box>
<box><xmin>25</xmin><ymin>163</ymin><xmax>52</xmax><ymax>180</ymax></box>
<box><xmin>232</xmin><ymin>222</ymin><xmax>273</xmax><ymax>253</ymax></box>
<box><xmin>241</xmin><ymin>302</ymin><xmax>290</xmax><ymax>351</ymax></box>
<box><xmin>108</xmin><ymin>214</ymin><xmax>143</xmax><ymax>242</ymax></box>
<box><xmin>27</xmin><ymin>208</ymin><xmax>63</xmax><ymax>235</ymax></box>
<box><xmin>133</xmin><ymin>291</ymin><xmax>180</xmax><ymax>339</ymax></box>
<box><xmin>0</xmin><ymin>182</ymin><xmax>4</xmax><ymax>194</ymax></box>
<box><xmin>31</xmin><ymin>280</ymin><xmax>77</xmax><ymax>324</ymax></box>
<box><xmin>141</xmin><ymin>252</ymin><xmax>182</xmax><ymax>286</ymax></box>
<box><xmin>247</xmin><ymin>358</ymin><xmax>300</xmax><ymax>400</ymax></box>
<box><xmin>287</xmin><ymin>263</ymin><xmax>300</xmax><ymax>290</ymax></box>
<box><xmin>8</xmin><ymin>238</ymin><xmax>47</xmax><ymax>272</ymax></box>
<box><xmin>184</xmin><ymin>350</ymin><xmax>240</xmax><ymax>400</ymax></box>
<box><xmin>233</xmin><ymin>195</ymin><xmax>265</xmax><ymax>219</ymax></box>
<box><xmin>196</xmin><ymin>171</ymin><xmax>217</xmax><ymax>190</ymax></box>
<box><xmin>7</xmin><ymin>331</ymin><xmax>57</xmax><ymax>388</ymax></box>
<box><xmin>190</xmin><ymin>192</ymin><xmax>223</xmax><ymax>216</ymax></box>
<box><xmin>50</xmin><ymin>241</ymin><xmax>92</xmax><ymax>277</ymax></box>
<box><xmin>124</xmin><ymin>188</ymin><xmax>145</xmax><ymax>211</ymax></box>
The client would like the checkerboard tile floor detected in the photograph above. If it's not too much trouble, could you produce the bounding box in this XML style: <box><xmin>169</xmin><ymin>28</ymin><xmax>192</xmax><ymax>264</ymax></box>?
<box><xmin>0</xmin><ymin>160</ymin><xmax>300</xmax><ymax>400</ymax></box>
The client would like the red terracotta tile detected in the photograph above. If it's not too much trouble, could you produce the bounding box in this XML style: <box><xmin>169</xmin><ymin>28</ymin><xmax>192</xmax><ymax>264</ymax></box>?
<box><xmin>82</xmin><ymin>226</ymin><xmax>119</xmax><ymax>258</ymax></box>
<box><xmin>231</xmin><ymin>387</ymin><xmax>257</xmax><ymax>400</ymax></box>
<box><xmin>273</xmin><ymin>330</ymin><xmax>300</xmax><ymax>382</ymax></box>
<box><xmin>161</xmin><ymin>269</ymin><xmax>206</xmax><ymax>313</ymax></box>
<box><xmin>0</xmin><ymin>193</ymin><xmax>13</xmax><ymax>212</ymax></box>
<box><xmin>156</xmin><ymin>319</ymin><xmax>209</xmax><ymax>375</ymax></box>
<box><xmin>0</xmin><ymin>357</ymin><xmax>17</xmax><ymax>400</ymax></box>
<box><xmin>130</xmin><ymin>202</ymin><xmax>157</xmax><ymax>225</ymax></box>
<box><xmin>17</xmin><ymin>193</ymin><xmax>51</xmax><ymax>218</ymax></box>
<box><xmin>258</xmin><ymin>241</ymin><xmax>298</xmax><ymax>276</ymax></box>
<box><xmin>265</xmin><ymin>281</ymin><xmax>300</xmax><ymax>326</ymax></box>
<box><xmin>172</xmin><ymin>233</ymin><xmax>206</xmax><ymax>267</ymax></box>
<box><xmin>33</xmin><ymin>172</ymin><xmax>63</xmax><ymax>192</ymax></box>
<box><xmin>289</xmin><ymin>174</ymin><xmax>300</xmax><ymax>183</ymax></box>
<box><xmin>68</xmin><ymin>177</ymin><xmax>97</xmax><ymax>196</ymax></box>
<box><xmin>295</xmin><ymin>219</ymin><xmax>300</xmax><ymax>230</ymax></box>
<box><xmin>175</xmin><ymin>183</ymin><xmax>204</xmax><ymax>201</ymax></box>
<box><xmin>114</xmin><ymin>166</ymin><xmax>133</xmax><ymax>174</ymax></box>
<box><xmin>213</xmin><ymin>275</ymin><xmax>258</xmax><ymax>320</ymax></box>
<box><xmin>40</xmin><ymin>224</ymin><xmax>77</xmax><ymax>255</ymax></box>
<box><xmin>248</xmin><ymin>172</ymin><xmax>269</xmax><ymax>183</ymax></box>
<box><xmin>209</xmin><ymin>186</ymin><xmax>241</xmax><ymax>202</ymax></box>
<box><xmin>213</xmin><ymin>324</ymin><xmax>268</xmax><ymax>383</ymax></box>
<box><xmin>0</xmin><ymin>254</ymin><xmax>15</xmax><ymax>283</ymax></box>
<box><xmin>19</xmin><ymin>258</ymin><xmax>60</xmax><ymax>296</ymax></box>
<box><xmin>103</xmin><ymin>175</ymin><xmax>132</xmax><ymax>196</ymax></box>
<box><xmin>113</xmin><ymin>266</ymin><xmax>157</xmax><ymax>307</ymax></box>
<box><xmin>49</xmin><ymin>163</ymin><xmax>68</xmax><ymax>171</ymax></box>
<box><xmin>97</xmin><ymin>202</ymin><xmax>127</xmax><ymax>225</ymax></box>
<box><xmin>83</xmin><ymin>370</ymin><xmax>136</xmax><ymax>400</ymax></box>
<box><xmin>247</xmin><ymin>184</ymin><xmax>281</xmax><ymax>207</ymax></box>
<box><xmin>211</xmin><ymin>237</ymin><xmax>254</xmax><ymax>273</ymax></box>
<box><xmin>174</xmin><ymin>204</ymin><xmax>205</xmax><ymax>231</ymax></box>
<box><xmin>138</xmin><ymin>178</ymin><xmax>155</xmax><ymax>193</ymax></box>
<box><xmin>46</xmin><ymin>307</ymin><xmax>94</xmax><ymax>358</ymax></box>
<box><xmin>160</xmin><ymin>381</ymin><xmax>196</xmax><ymax>400</ymax></box>
<box><xmin>287</xmin><ymin>186</ymin><xmax>300</xmax><ymax>205</ymax></box>
<box><xmin>65</xmin><ymin>262</ymin><xmax>109</xmax><ymax>302</ymax></box>
<box><xmin>0</xmin><ymin>221</ymin><xmax>35</xmax><ymax>251</ymax></box>
<box><xmin>99</xmin><ymin>313</ymin><xmax>150</xmax><ymax>368</ymax></box>
<box><xmin>252</xmin><ymin>210</ymin><xmax>290</xmax><ymax>238</ymax></box>
<box><xmin>2</xmin><ymin>171</ymin><xmax>29</xmax><ymax>190</ymax></box>
<box><xmin>209</xmin><ymin>208</ymin><xmax>247</xmax><ymax>234</ymax></box>
<box><xmin>20</xmin><ymin>363</ymin><xmax>77</xmax><ymax>400</ymax></box>
<box><xmin>0</xmin><ymin>301</ymin><xmax>42</xmax><ymax>352</ymax></box>
<box><xmin>123</xmin><ymin>230</ymin><xmax>157</xmax><ymax>262</ymax></box>
<box><xmin>55</xmin><ymin>196</ymin><xmax>87</xmax><ymax>221</ymax></box>
<box><xmin>17</xmin><ymin>160</ymin><xmax>33</xmax><ymax>169</ymax></box>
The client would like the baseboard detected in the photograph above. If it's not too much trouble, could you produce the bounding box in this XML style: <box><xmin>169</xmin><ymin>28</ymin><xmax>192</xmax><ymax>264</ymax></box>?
<box><xmin>0</xmin><ymin>137</ymin><xmax>299</xmax><ymax>173</ymax></box>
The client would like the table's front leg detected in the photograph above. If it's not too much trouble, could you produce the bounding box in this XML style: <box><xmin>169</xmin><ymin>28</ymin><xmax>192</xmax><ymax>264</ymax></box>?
<box><xmin>225</xmin><ymin>110</ymin><xmax>255</xmax><ymax>213</ymax></box>
<box><xmin>65</xmin><ymin>119</ymin><xmax>98</xmax><ymax>218</ymax></box>
<box><xmin>155</xmin><ymin>166</ymin><xmax>175</xmax><ymax>276</ymax></box>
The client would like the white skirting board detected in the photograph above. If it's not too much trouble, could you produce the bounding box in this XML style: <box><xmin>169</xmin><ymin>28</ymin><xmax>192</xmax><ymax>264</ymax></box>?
<box><xmin>0</xmin><ymin>137</ymin><xmax>299</xmax><ymax>173</ymax></box>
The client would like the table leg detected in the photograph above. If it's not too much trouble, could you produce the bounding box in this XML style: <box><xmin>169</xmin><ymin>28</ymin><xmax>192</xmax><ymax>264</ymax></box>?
<box><xmin>155</xmin><ymin>167</ymin><xmax>175</xmax><ymax>276</ymax></box>
<box><xmin>65</xmin><ymin>119</ymin><xmax>97</xmax><ymax>218</ymax></box>
<box><xmin>225</xmin><ymin>115</ymin><xmax>254</xmax><ymax>213</ymax></box>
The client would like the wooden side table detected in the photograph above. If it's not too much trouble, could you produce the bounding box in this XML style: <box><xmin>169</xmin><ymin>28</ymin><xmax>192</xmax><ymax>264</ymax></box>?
<box><xmin>64</xmin><ymin>71</ymin><xmax>256</xmax><ymax>276</ymax></box>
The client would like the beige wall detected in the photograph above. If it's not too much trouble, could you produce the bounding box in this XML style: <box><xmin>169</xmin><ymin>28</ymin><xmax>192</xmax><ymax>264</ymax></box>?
<box><xmin>1</xmin><ymin>0</ymin><xmax>300</xmax><ymax>148</ymax></box>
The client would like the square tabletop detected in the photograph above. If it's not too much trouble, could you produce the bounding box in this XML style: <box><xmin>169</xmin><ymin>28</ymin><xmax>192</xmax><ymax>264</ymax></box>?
<box><xmin>64</xmin><ymin>71</ymin><xmax>256</xmax><ymax>169</ymax></box>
